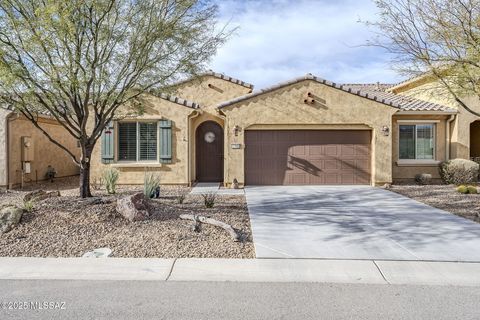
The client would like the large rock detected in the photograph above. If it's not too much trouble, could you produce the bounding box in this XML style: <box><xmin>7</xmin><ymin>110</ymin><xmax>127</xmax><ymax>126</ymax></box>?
<box><xmin>23</xmin><ymin>190</ymin><xmax>60</xmax><ymax>202</ymax></box>
<box><xmin>0</xmin><ymin>206</ymin><xmax>24</xmax><ymax>234</ymax></box>
<box><xmin>116</xmin><ymin>193</ymin><xmax>150</xmax><ymax>222</ymax></box>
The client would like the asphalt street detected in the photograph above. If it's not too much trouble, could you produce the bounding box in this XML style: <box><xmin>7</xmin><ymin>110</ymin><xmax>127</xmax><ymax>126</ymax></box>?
<box><xmin>0</xmin><ymin>280</ymin><xmax>479</xmax><ymax>320</ymax></box>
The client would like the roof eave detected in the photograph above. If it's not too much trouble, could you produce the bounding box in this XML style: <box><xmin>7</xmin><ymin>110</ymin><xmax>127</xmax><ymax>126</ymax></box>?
<box><xmin>395</xmin><ymin>110</ymin><xmax>458</xmax><ymax>115</ymax></box>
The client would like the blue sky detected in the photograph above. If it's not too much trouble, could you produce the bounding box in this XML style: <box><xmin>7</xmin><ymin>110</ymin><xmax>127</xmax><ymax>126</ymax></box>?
<box><xmin>210</xmin><ymin>0</ymin><xmax>404</xmax><ymax>89</ymax></box>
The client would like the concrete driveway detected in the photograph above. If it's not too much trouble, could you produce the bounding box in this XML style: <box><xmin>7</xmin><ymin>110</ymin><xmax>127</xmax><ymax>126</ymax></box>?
<box><xmin>245</xmin><ymin>186</ymin><xmax>480</xmax><ymax>261</ymax></box>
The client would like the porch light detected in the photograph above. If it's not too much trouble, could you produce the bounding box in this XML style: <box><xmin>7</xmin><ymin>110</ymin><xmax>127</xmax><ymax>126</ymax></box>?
<box><xmin>381</xmin><ymin>125</ymin><xmax>390</xmax><ymax>136</ymax></box>
<box><xmin>233</xmin><ymin>125</ymin><xmax>241</xmax><ymax>136</ymax></box>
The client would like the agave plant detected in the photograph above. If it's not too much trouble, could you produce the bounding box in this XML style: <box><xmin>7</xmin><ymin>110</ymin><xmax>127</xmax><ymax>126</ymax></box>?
<box><xmin>144</xmin><ymin>173</ymin><xmax>161</xmax><ymax>198</ymax></box>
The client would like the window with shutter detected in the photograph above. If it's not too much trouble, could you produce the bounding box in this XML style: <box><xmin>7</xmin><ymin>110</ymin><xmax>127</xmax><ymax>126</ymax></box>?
<box><xmin>118</xmin><ymin>122</ymin><xmax>137</xmax><ymax>161</ymax></box>
<box><xmin>139</xmin><ymin>122</ymin><xmax>158</xmax><ymax>161</ymax></box>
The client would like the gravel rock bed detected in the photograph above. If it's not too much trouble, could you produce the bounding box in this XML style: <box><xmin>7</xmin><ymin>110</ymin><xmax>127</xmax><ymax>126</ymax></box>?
<box><xmin>0</xmin><ymin>177</ymin><xmax>254</xmax><ymax>258</ymax></box>
<box><xmin>390</xmin><ymin>184</ymin><xmax>480</xmax><ymax>223</ymax></box>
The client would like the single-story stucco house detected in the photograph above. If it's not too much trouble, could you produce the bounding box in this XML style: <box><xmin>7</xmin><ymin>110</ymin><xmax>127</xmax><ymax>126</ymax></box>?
<box><xmin>0</xmin><ymin>106</ymin><xmax>80</xmax><ymax>189</ymax></box>
<box><xmin>90</xmin><ymin>70</ymin><xmax>479</xmax><ymax>187</ymax></box>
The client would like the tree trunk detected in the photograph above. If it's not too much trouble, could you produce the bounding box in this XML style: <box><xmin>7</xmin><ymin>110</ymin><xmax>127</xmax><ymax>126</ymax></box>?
<box><xmin>79</xmin><ymin>148</ymin><xmax>93</xmax><ymax>198</ymax></box>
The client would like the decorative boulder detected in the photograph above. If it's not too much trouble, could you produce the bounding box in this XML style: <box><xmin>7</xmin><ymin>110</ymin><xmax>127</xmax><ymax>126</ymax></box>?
<box><xmin>0</xmin><ymin>206</ymin><xmax>24</xmax><ymax>234</ymax></box>
<box><xmin>116</xmin><ymin>193</ymin><xmax>150</xmax><ymax>222</ymax></box>
<box><xmin>23</xmin><ymin>190</ymin><xmax>60</xmax><ymax>202</ymax></box>
<box><xmin>415</xmin><ymin>173</ymin><xmax>432</xmax><ymax>185</ymax></box>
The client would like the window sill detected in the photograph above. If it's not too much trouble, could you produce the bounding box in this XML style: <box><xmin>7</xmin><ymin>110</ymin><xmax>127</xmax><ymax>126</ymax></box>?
<box><xmin>111</xmin><ymin>162</ymin><xmax>163</xmax><ymax>168</ymax></box>
<box><xmin>396</xmin><ymin>160</ymin><xmax>440</xmax><ymax>167</ymax></box>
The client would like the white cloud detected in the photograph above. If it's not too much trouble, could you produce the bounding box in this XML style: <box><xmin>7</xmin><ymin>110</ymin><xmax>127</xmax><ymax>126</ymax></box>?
<box><xmin>210</xmin><ymin>0</ymin><xmax>403</xmax><ymax>89</ymax></box>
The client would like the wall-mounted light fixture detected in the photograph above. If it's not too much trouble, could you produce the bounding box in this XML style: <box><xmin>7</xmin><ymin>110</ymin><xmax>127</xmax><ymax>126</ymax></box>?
<box><xmin>233</xmin><ymin>125</ymin><xmax>241</xmax><ymax>136</ymax></box>
<box><xmin>381</xmin><ymin>125</ymin><xmax>390</xmax><ymax>136</ymax></box>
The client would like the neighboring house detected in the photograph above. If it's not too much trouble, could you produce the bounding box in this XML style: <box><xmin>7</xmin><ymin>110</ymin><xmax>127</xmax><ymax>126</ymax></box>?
<box><xmin>91</xmin><ymin>71</ymin><xmax>466</xmax><ymax>187</ymax></box>
<box><xmin>0</xmin><ymin>106</ymin><xmax>80</xmax><ymax>189</ymax></box>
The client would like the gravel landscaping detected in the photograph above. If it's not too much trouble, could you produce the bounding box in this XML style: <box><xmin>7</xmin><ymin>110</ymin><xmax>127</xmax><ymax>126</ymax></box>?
<box><xmin>390</xmin><ymin>184</ymin><xmax>480</xmax><ymax>224</ymax></box>
<box><xmin>0</xmin><ymin>177</ymin><xmax>254</xmax><ymax>258</ymax></box>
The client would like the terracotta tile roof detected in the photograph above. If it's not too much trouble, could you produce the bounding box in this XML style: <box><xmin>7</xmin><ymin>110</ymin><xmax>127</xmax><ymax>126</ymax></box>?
<box><xmin>217</xmin><ymin>74</ymin><xmax>457</xmax><ymax>113</ymax></box>
<box><xmin>343</xmin><ymin>84</ymin><xmax>457</xmax><ymax>113</ymax></box>
<box><xmin>217</xmin><ymin>74</ymin><xmax>405</xmax><ymax>109</ymax></box>
<box><xmin>147</xmin><ymin>90</ymin><xmax>200</xmax><ymax>109</ymax></box>
<box><xmin>171</xmin><ymin>70</ymin><xmax>254</xmax><ymax>90</ymax></box>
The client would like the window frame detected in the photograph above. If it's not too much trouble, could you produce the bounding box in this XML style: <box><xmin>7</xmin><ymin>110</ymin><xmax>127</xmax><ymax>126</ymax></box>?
<box><xmin>397</xmin><ymin>121</ymin><xmax>437</xmax><ymax>162</ymax></box>
<box><xmin>116</xmin><ymin>120</ymin><xmax>160</xmax><ymax>163</ymax></box>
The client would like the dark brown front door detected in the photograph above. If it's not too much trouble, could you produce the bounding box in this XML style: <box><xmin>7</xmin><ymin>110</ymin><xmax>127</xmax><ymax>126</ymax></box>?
<box><xmin>196</xmin><ymin>121</ymin><xmax>224</xmax><ymax>182</ymax></box>
<box><xmin>245</xmin><ymin>130</ymin><xmax>371</xmax><ymax>185</ymax></box>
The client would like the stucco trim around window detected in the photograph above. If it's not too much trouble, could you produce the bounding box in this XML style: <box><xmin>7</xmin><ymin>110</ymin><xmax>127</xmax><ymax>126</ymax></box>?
<box><xmin>396</xmin><ymin>159</ymin><xmax>441</xmax><ymax>166</ymax></box>
<box><xmin>117</xmin><ymin>120</ymin><xmax>159</xmax><ymax>163</ymax></box>
<box><xmin>397</xmin><ymin>122</ymin><xmax>437</xmax><ymax>162</ymax></box>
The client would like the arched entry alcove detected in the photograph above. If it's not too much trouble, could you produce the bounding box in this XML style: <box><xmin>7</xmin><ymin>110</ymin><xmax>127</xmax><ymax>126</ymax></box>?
<box><xmin>195</xmin><ymin>121</ymin><xmax>224</xmax><ymax>182</ymax></box>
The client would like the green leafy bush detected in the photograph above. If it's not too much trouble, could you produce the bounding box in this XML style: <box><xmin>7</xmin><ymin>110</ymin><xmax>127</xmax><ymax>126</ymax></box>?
<box><xmin>202</xmin><ymin>192</ymin><xmax>216</xmax><ymax>208</ymax></box>
<box><xmin>144</xmin><ymin>173</ymin><xmax>161</xmax><ymax>198</ymax></box>
<box><xmin>102</xmin><ymin>168</ymin><xmax>120</xmax><ymax>194</ymax></box>
<box><xmin>440</xmin><ymin>159</ymin><xmax>479</xmax><ymax>185</ymax></box>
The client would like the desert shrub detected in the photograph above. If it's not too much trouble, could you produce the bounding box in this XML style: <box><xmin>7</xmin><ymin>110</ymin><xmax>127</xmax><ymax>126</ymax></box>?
<box><xmin>414</xmin><ymin>173</ymin><xmax>432</xmax><ymax>185</ymax></box>
<box><xmin>202</xmin><ymin>192</ymin><xmax>216</xmax><ymax>208</ymax></box>
<box><xmin>456</xmin><ymin>185</ymin><xmax>478</xmax><ymax>194</ymax></box>
<box><xmin>102</xmin><ymin>168</ymin><xmax>120</xmax><ymax>194</ymax></box>
<box><xmin>457</xmin><ymin>185</ymin><xmax>468</xmax><ymax>194</ymax></box>
<box><xmin>23</xmin><ymin>200</ymin><xmax>34</xmax><ymax>213</ymax></box>
<box><xmin>144</xmin><ymin>173</ymin><xmax>161</xmax><ymax>198</ymax></box>
<box><xmin>177</xmin><ymin>193</ymin><xmax>186</xmax><ymax>204</ymax></box>
<box><xmin>440</xmin><ymin>159</ymin><xmax>479</xmax><ymax>185</ymax></box>
<box><xmin>467</xmin><ymin>186</ymin><xmax>478</xmax><ymax>194</ymax></box>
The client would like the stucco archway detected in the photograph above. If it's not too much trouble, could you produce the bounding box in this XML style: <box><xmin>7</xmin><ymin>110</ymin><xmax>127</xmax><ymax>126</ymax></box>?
<box><xmin>195</xmin><ymin>121</ymin><xmax>224</xmax><ymax>182</ymax></box>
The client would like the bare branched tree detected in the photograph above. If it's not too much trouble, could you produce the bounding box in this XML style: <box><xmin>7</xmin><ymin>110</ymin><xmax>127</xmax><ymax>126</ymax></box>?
<box><xmin>0</xmin><ymin>0</ymin><xmax>229</xmax><ymax>197</ymax></box>
<box><xmin>367</xmin><ymin>0</ymin><xmax>480</xmax><ymax>115</ymax></box>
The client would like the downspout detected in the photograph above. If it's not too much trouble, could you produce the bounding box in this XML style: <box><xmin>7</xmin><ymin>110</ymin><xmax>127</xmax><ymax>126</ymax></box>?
<box><xmin>216</xmin><ymin>108</ymin><xmax>228</xmax><ymax>187</ymax></box>
<box><xmin>446</xmin><ymin>114</ymin><xmax>456</xmax><ymax>161</ymax></box>
<box><xmin>187</xmin><ymin>110</ymin><xmax>201</xmax><ymax>186</ymax></box>
<box><xmin>5</xmin><ymin>111</ymin><xmax>18</xmax><ymax>189</ymax></box>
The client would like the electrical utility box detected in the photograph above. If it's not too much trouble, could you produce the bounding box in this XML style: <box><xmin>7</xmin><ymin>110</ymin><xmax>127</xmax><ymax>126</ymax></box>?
<box><xmin>21</xmin><ymin>136</ymin><xmax>34</xmax><ymax>162</ymax></box>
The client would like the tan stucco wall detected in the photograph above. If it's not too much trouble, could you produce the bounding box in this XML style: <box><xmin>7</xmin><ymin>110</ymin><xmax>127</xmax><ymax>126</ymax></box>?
<box><xmin>90</xmin><ymin>94</ymin><xmax>194</xmax><ymax>185</ymax></box>
<box><xmin>90</xmin><ymin>76</ymin><xmax>251</xmax><ymax>185</ymax></box>
<box><xmin>396</xmin><ymin>79</ymin><xmax>480</xmax><ymax>160</ymax></box>
<box><xmin>391</xmin><ymin>115</ymin><xmax>448</xmax><ymax>181</ymax></box>
<box><xmin>221</xmin><ymin>80</ymin><xmax>398</xmax><ymax>186</ymax></box>
<box><xmin>7</xmin><ymin>115</ymin><xmax>80</xmax><ymax>188</ymax></box>
<box><xmin>0</xmin><ymin>109</ymin><xmax>11</xmax><ymax>187</ymax></box>
<box><xmin>173</xmin><ymin>75</ymin><xmax>252</xmax><ymax>108</ymax></box>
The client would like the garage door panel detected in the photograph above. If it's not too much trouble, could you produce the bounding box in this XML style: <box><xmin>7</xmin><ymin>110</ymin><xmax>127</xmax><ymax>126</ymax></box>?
<box><xmin>355</xmin><ymin>145</ymin><xmax>370</xmax><ymax>157</ymax></box>
<box><xmin>325</xmin><ymin>145</ymin><xmax>339</xmax><ymax>156</ymax></box>
<box><xmin>245</xmin><ymin>130</ymin><xmax>371</xmax><ymax>185</ymax></box>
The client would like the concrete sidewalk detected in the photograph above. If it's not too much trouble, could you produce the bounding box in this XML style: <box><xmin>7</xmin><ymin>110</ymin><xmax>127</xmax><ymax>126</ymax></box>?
<box><xmin>1</xmin><ymin>258</ymin><xmax>479</xmax><ymax>286</ymax></box>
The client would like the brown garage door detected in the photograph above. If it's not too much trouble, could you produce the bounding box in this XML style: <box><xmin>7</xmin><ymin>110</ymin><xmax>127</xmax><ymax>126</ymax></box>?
<box><xmin>245</xmin><ymin>130</ymin><xmax>371</xmax><ymax>185</ymax></box>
